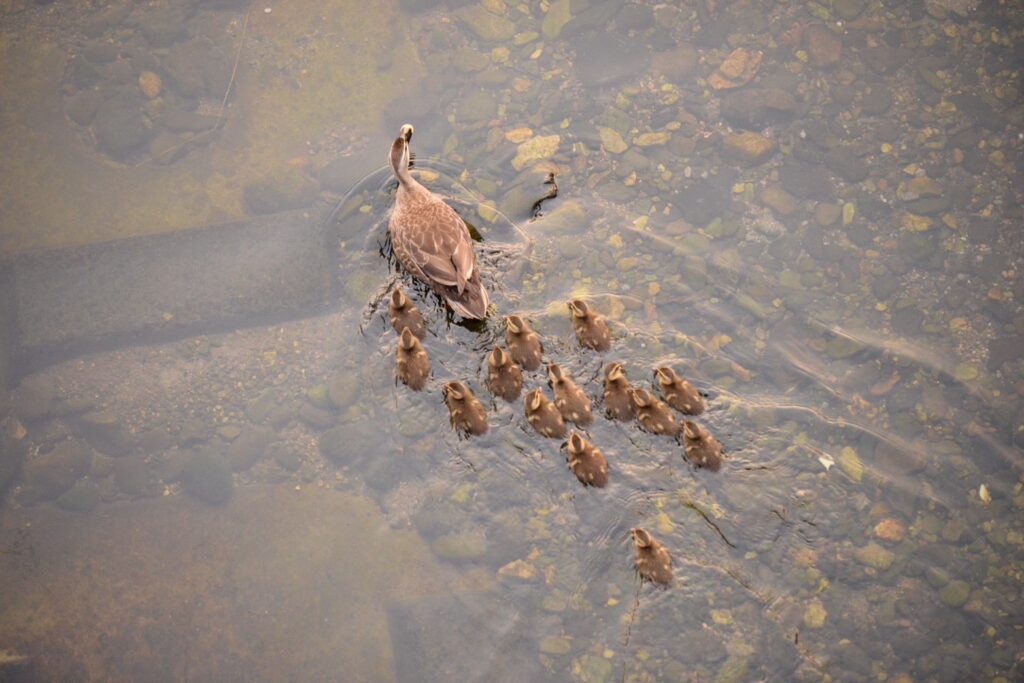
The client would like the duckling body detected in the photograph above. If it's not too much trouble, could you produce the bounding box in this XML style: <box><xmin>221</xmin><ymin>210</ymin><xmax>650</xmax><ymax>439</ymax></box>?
<box><xmin>486</xmin><ymin>346</ymin><xmax>523</xmax><ymax>402</ymax></box>
<box><xmin>568</xmin><ymin>299</ymin><xmax>611</xmax><ymax>352</ymax></box>
<box><xmin>388</xmin><ymin>288</ymin><xmax>426</xmax><ymax>340</ymax></box>
<box><xmin>630</xmin><ymin>528</ymin><xmax>673</xmax><ymax>586</ymax></box>
<box><xmin>655</xmin><ymin>367</ymin><xmax>704</xmax><ymax>415</ymax></box>
<box><xmin>442</xmin><ymin>381</ymin><xmax>488</xmax><ymax>436</ymax></box>
<box><xmin>396</xmin><ymin>327</ymin><xmax>430</xmax><ymax>390</ymax></box>
<box><xmin>523</xmin><ymin>388</ymin><xmax>566</xmax><ymax>439</ymax></box>
<box><xmin>566</xmin><ymin>431</ymin><xmax>608</xmax><ymax>488</ymax></box>
<box><xmin>505</xmin><ymin>315</ymin><xmax>543</xmax><ymax>371</ymax></box>
<box><xmin>388</xmin><ymin>124</ymin><xmax>489</xmax><ymax>320</ymax></box>
<box><xmin>603</xmin><ymin>362</ymin><xmax>636</xmax><ymax>421</ymax></box>
<box><xmin>682</xmin><ymin>420</ymin><xmax>723</xmax><ymax>471</ymax></box>
<box><xmin>548</xmin><ymin>363</ymin><xmax>593</xmax><ymax>426</ymax></box>
<box><xmin>630</xmin><ymin>388</ymin><xmax>679</xmax><ymax>437</ymax></box>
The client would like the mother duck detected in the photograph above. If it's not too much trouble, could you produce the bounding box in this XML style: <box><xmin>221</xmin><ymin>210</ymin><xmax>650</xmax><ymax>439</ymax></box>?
<box><xmin>388</xmin><ymin>124</ymin><xmax>489</xmax><ymax>320</ymax></box>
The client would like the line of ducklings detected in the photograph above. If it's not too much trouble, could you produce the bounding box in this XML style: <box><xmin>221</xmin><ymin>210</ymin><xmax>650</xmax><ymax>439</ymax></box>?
<box><xmin>388</xmin><ymin>289</ymin><xmax>721</xmax><ymax>585</ymax></box>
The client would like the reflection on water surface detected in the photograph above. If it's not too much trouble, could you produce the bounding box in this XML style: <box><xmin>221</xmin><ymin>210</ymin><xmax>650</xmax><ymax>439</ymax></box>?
<box><xmin>1</xmin><ymin>0</ymin><xmax>1023</xmax><ymax>681</ymax></box>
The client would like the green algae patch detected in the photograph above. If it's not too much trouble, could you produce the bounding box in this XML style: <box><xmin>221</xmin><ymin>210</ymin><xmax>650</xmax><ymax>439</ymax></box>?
<box><xmin>0</xmin><ymin>485</ymin><xmax>465</xmax><ymax>681</ymax></box>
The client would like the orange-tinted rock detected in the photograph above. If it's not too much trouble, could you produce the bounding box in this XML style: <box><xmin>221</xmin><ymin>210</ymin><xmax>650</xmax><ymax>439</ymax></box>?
<box><xmin>873</xmin><ymin>518</ymin><xmax>907</xmax><ymax>543</ymax></box>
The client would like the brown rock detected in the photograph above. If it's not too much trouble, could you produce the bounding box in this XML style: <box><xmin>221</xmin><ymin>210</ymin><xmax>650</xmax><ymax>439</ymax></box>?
<box><xmin>761</xmin><ymin>186</ymin><xmax>799</xmax><ymax>216</ymax></box>
<box><xmin>804</xmin><ymin>24</ymin><xmax>841</xmax><ymax>68</ymax></box>
<box><xmin>873</xmin><ymin>518</ymin><xmax>907</xmax><ymax>543</ymax></box>
<box><xmin>22</xmin><ymin>439</ymin><xmax>92</xmax><ymax>502</ymax></box>
<box><xmin>651</xmin><ymin>43</ymin><xmax>698</xmax><ymax>81</ymax></box>
<box><xmin>708</xmin><ymin>48</ymin><xmax>763</xmax><ymax>89</ymax></box>
<box><xmin>723</xmin><ymin>131</ymin><xmax>776</xmax><ymax>166</ymax></box>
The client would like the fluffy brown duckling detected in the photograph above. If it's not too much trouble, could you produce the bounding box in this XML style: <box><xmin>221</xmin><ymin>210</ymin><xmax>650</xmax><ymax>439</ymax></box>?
<box><xmin>442</xmin><ymin>381</ymin><xmax>488</xmax><ymax>436</ymax></box>
<box><xmin>630</xmin><ymin>527</ymin><xmax>673</xmax><ymax>586</ymax></box>
<box><xmin>486</xmin><ymin>346</ymin><xmax>523</xmax><ymax>402</ymax></box>
<box><xmin>388</xmin><ymin>287</ymin><xmax>425</xmax><ymax>340</ymax></box>
<box><xmin>565</xmin><ymin>430</ymin><xmax>608</xmax><ymax>488</ymax></box>
<box><xmin>682</xmin><ymin>420</ymin><xmax>723</xmax><ymax>471</ymax></box>
<box><xmin>505</xmin><ymin>315</ymin><xmax>543</xmax><ymax>371</ymax></box>
<box><xmin>630</xmin><ymin>387</ymin><xmax>679</xmax><ymax>437</ymax></box>
<box><xmin>523</xmin><ymin>388</ymin><xmax>566</xmax><ymax>439</ymax></box>
<box><xmin>603</xmin><ymin>362</ymin><xmax>635</xmax><ymax>421</ymax></box>
<box><xmin>568</xmin><ymin>299</ymin><xmax>611</xmax><ymax>352</ymax></box>
<box><xmin>655</xmin><ymin>367</ymin><xmax>704</xmax><ymax>415</ymax></box>
<box><xmin>547</xmin><ymin>363</ymin><xmax>593</xmax><ymax>426</ymax></box>
<box><xmin>396</xmin><ymin>327</ymin><xmax>430</xmax><ymax>390</ymax></box>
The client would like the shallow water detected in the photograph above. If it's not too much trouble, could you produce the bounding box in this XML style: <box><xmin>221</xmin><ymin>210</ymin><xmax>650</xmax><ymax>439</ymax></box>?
<box><xmin>1</xmin><ymin>0</ymin><xmax>1023</xmax><ymax>681</ymax></box>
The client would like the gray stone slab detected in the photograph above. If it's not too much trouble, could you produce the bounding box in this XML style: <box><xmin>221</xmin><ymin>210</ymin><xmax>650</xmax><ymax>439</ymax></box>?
<box><xmin>3</xmin><ymin>207</ymin><xmax>336</xmax><ymax>381</ymax></box>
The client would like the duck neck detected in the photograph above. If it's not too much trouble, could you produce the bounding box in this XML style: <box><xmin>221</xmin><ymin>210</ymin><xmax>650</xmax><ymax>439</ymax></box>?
<box><xmin>389</xmin><ymin>137</ymin><xmax>423</xmax><ymax>193</ymax></box>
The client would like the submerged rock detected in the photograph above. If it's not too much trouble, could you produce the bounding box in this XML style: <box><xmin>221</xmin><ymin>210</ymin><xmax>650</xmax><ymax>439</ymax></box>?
<box><xmin>571</xmin><ymin>31</ymin><xmax>649</xmax><ymax>87</ymax></box>
<box><xmin>76</xmin><ymin>410</ymin><xmax>131</xmax><ymax>456</ymax></box>
<box><xmin>21</xmin><ymin>439</ymin><xmax>92</xmax><ymax>503</ymax></box>
<box><xmin>181</xmin><ymin>449</ymin><xmax>233</xmax><ymax>505</ymax></box>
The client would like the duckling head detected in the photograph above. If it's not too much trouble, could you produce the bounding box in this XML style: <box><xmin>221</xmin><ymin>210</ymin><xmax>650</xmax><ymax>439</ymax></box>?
<box><xmin>655</xmin><ymin>366</ymin><xmax>677</xmax><ymax>387</ymax></box>
<box><xmin>444</xmin><ymin>381</ymin><xmax>466</xmax><ymax>401</ymax></box>
<box><xmin>506</xmin><ymin>314</ymin><xmax>526</xmax><ymax>335</ymax></box>
<box><xmin>630</xmin><ymin>527</ymin><xmax>653</xmax><ymax>548</ymax></box>
<box><xmin>399</xmin><ymin>327</ymin><xmax>417</xmax><ymax>350</ymax></box>
<box><xmin>605</xmin><ymin>362</ymin><xmax>626</xmax><ymax>383</ymax></box>
<box><xmin>547</xmin><ymin>363</ymin><xmax>565</xmax><ymax>386</ymax></box>
<box><xmin>525</xmin><ymin>388</ymin><xmax>543</xmax><ymax>412</ymax></box>
<box><xmin>391</xmin><ymin>288</ymin><xmax>409</xmax><ymax>310</ymax></box>
<box><xmin>630</xmin><ymin>387</ymin><xmax>653</xmax><ymax>408</ymax></box>
<box><xmin>567</xmin><ymin>430</ymin><xmax>584</xmax><ymax>456</ymax></box>
<box><xmin>682</xmin><ymin>420</ymin><xmax>703</xmax><ymax>441</ymax></box>
<box><xmin>568</xmin><ymin>299</ymin><xmax>590</xmax><ymax>319</ymax></box>
<box><xmin>489</xmin><ymin>346</ymin><xmax>510</xmax><ymax>368</ymax></box>
<box><xmin>399</xmin><ymin>123</ymin><xmax>414</xmax><ymax>142</ymax></box>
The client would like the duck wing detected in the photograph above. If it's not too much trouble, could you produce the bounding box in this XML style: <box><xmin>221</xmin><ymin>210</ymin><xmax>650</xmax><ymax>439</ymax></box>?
<box><xmin>406</xmin><ymin>198</ymin><xmax>476</xmax><ymax>294</ymax></box>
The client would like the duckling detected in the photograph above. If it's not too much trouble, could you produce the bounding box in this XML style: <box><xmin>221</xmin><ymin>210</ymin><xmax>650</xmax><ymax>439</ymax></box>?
<box><xmin>486</xmin><ymin>346</ymin><xmax>523</xmax><ymax>402</ymax></box>
<box><xmin>565</xmin><ymin>430</ymin><xmax>608</xmax><ymax>488</ymax></box>
<box><xmin>505</xmin><ymin>315</ymin><xmax>543</xmax><ymax>371</ymax></box>
<box><xmin>396</xmin><ymin>327</ymin><xmax>430</xmax><ymax>390</ymax></box>
<box><xmin>523</xmin><ymin>388</ymin><xmax>566</xmax><ymax>439</ymax></box>
<box><xmin>630</xmin><ymin>387</ymin><xmax>679</xmax><ymax>437</ymax></box>
<box><xmin>603</xmin><ymin>362</ymin><xmax>635</xmax><ymax>421</ymax></box>
<box><xmin>630</xmin><ymin>527</ymin><xmax>673</xmax><ymax>586</ymax></box>
<box><xmin>442</xmin><ymin>381</ymin><xmax>488</xmax><ymax>436</ymax></box>
<box><xmin>655</xmin><ymin>367</ymin><xmax>705</xmax><ymax>415</ymax></box>
<box><xmin>547</xmin><ymin>363</ymin><xmax>593</xmax><ymax>426</ymax></box>
<box><xmin>568</xmin><ymin>299</ymin><xmax>611</xmax><ymax>352</ymax></box>
<box><xmin>682</xmin><ymin>420</ymin><xmax>723</xmax><ymax>471</ymax></box>
<box><xmin>388</xmin><ymin>287</ymin><xmax>426</xmax><ymax>340</ymax></box>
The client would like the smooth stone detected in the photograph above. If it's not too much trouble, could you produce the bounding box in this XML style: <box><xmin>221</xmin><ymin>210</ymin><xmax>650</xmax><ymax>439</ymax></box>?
<box><xmin>939</xmin><ymin>580</ymin><xmax>970</xmax><ymax>607</ymax></box>
<box><xmin>455</xmin><ymin>5</ymin><xmax>516</xmax><ymax>42</ymax></box>
<box><xmin>779</xmin><ymin>161</ymin><xmax>833</xmax><ymax>200</ymax></box>
<box><xmin>327</xmin><ymin>373</ymin><xmax>360</xmax><ymax>411</ymax></box>
<box><xmin>671</xmin><ymin>176</ymin><xmax>733</xmax><ymax>227</ymax></box>
<box><xmin>227</xmin><ymin>427</ymin><xmax>275</xmax><ymax>472</ymax></box>
<box><xmin>855</xmin><ymin>542</ymin><xmax>894</xmax><ymax>570</ymax></box>
<box><xmin>298</xmin><ymin>404</ymin><xmax>335</xmax><ymax>430</ymax></box>
<box><xmin>541</xmin><ymin>0</ymin><xmax>571</xmax><ymax>39</ymax></box>
<box><xmin>824</xmin><ymin>149</ymin><xmax>868</xmax><ymax>182</ymax></box>
<box><xmin>245</xmin><ymin>389</ymin><xmax>278</xmax><ymax>423</ymax></box>
<box><xmin>431</xmin><ymin>531</ymin><xmax>487</xmax><ymax>562</ymax></box>
<box><xmin>75</xmin><ymin>410</ymin><xmax>131</xmax><ymax>456</ymax></box>
<box><xmin>723</xmin><ymin>131</ymin><xmax>776</xmax><ymax>166</ymax></box>
<box><xmin>56</xmin><ymin>480</ymin><xmax>100</xmax><ymax>512</ymax></box>
<box><xmin>113</xmin><ymin>456</ymin><xmax>151</xmax><ymax>496</ymax></box>
<box><xmin>181</xmin><ymin>449</ymin><xmax>233</xmax><ymax>505</ymax></box>
<box><xmin>814</xmin><ymin>203</ymin><xmax>841</xmax><ymax>226</ymax></box>
<box><xmin>761</xmin><ymin>186</ymin><xmax>799</xmax><ymax>216</ymax></box>
<box><xmin>21</xmin><ymin>439</ymin><xmax>92</xmax><ymax>502</ymax></box>
<box><xmin>539</xmin><ymin>635</ymin><xmax>572</xmax><ymax>656</ymax></box>
<box><xmin>571</xmin><ymin>31</ymin><xmax>649</xmax><ymax>87</ymax></box>
<box><xmin>720</xmin><ymin>88</ymin><xmax>799</xmax><ymax>130</ymax></box>
<box><xmin>94</xmin><ymin>94</ymin><xmax>150</xmax><ymax>159</ymax></box>
<box><xmin>159</xmin><ymin>110</ymin><xmax>219</xmax><ymax>133</ymax></box>
<box><xmin>65</xmin><ymin>90</ymin><xmax>101</xmax><ymax>125</ymax></box>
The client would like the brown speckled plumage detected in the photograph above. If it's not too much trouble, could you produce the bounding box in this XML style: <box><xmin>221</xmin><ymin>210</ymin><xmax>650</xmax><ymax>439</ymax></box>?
<box><xmin>630</xmin><ymin>528</ymin><xmax>673</xmax><ymax>586</ymax></box>
<box><xmin>388</xmin><ymin>124</ymin><xmax>489</xmax><ymax>320</ymax></box>
<box><xmin>568</xmin><ymin>299</ymin><xmax>611</xmax><ymax>352</ymax></box>
<box><xmin>486</xmin><ymin>346</ymin><xmax>523</xmax><ymax>402</ymax></box>
<box><xmin>566</xmin><ymin>431</ymin><xmax>608</xmax><ymax>488</ymax></box>
<box><xmin>396</xmin><ymin>327</ymin><xmax>430</xmax><ymax>390</ymax></box>
<box><xmin>682</xmin><ymin>420</ymin><xmax>723</xmax><ymax>471</ymax></box>
<box><xmin>389</xmin><ymin>288</ymin><xmax>426</xmax><ymax>340</ymax></box>
<box><xmin>603</xmin><ymin>362</ymin><xmax>635</xmax><ymax>421</ymax></box>
<box><xmin>547</xmin><ymin>363</ymin><xmax>593</xmax><ymax>426</ymax></box>
<box><xmin>630</xmin><ymin>387</ymin><xmax>679</xmax><ymax>437</ymax></box>
<box><xmin>523</xmin><ymin>388</ymin><xmax>566</xmax><ymax>439</ymax></box>
<box><xmin>442</xmin><ymin>381</ymin><xmax>488</xmax><ymax>436</ymax></box>
<box><xmin>505</xmin><ymin>315</ymin><xmax>543</xmax><ymax>371</ymax></box>
<box><xmin>655</xmin><ymin>367</ymin><xmax>704</xmax><ymax>415</ymax></box>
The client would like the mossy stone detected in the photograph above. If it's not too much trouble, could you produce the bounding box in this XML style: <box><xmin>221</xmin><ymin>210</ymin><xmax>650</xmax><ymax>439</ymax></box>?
<box><xmin>939</xmin><ymin>580</ymin><xmax>970</xmax><ymax>607</ymax></box>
